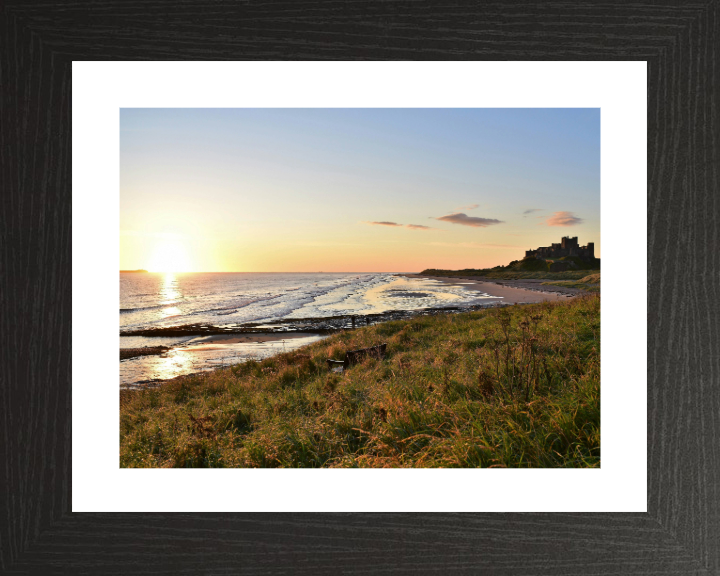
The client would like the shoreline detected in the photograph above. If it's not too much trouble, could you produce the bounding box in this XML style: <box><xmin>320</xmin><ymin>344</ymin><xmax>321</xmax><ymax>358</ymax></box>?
<box><xmin>119</xmin><ymin>304</ymin><xmax>505</xmax><ymax>389</ymax></box>
<box><xmin>403</xmin><ymin>273</ymin><xmax>583</xmax><ymax>300</ymax></box>
<box><xmin>119</xmin><ymin>301</ymin><xmax>505</xmax><ymax>339</ymax></box>
<box><xmin>120</xmin><ymin>294</ymin><xmax>600</xmax><ymax>467</ymax></box>
<box><xmin>120</xmin><ymin>278</ymin><xmax>587</xmax><ymax>388</ymax></box>
<box><xmin>120</xmin><ymin>332</ymin><xmax>325</xmax><ymax>388</ymax></box>
<box><xmin>119</xmin><ymin>272</ymin><xmax>583</xmax><ymax>341</ymax></box>
<box><xmin>119</xmin><ymin>332</ymin><xmax>321</xmax><ymax>359</ymax></box>
<box><xmin>179</xmin><ymin>331</ymin><xmax>321</xmax><ymax>346</ymax></box>
<box><xmin>120</xmin><ymin>346</ymin><xmax>169</xmax><ymax>361</ymax></box>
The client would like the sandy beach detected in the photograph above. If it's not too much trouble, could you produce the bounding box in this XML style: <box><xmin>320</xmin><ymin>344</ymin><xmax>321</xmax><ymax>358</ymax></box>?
<box><xmin>403</xmin><ymin>274</ymin><xmax>577</xmax><ymax>303</ymax></box>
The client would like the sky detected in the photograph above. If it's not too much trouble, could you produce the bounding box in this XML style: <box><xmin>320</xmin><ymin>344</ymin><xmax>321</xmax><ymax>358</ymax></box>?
<box><xmin>120</xmin><ymin>108</ymin><xmax>600</xmax><ymax>272</ymax></box>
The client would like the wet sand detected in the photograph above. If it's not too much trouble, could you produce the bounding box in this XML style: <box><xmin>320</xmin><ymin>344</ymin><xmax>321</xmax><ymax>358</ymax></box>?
<box><xmin>121</xmin><ymin>332</ymin><xmax>328</xmax><ymax>388</ymax></box>
<box><xmin>120</xmin><ymin>333</ymin><xmax>319</xmax><ymax>364</ymax></box>
<box><xmin>182</xmin><ymin>332</ymin><xmax>321</xmax><ymax>346</ymax></box>
<box><xmin>403</xmin><ymin>274</ymin><xmax>576</xmax><ymax>303</ymax></box>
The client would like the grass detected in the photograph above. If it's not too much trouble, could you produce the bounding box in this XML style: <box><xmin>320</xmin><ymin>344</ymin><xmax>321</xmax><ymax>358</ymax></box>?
<box><xmin>542</xmin><ymin>273</ymin><xmax>601</xmax><ymax>293</ymax></box>
<box><xmin>483</xmin><ymin>270</ymin><xmax>592</xmax><ymax>280</ymax></box>
<box><xmin>120</xmin><ymin>294</ymin><xmax>600</xmax><ymax>468</ymax></box>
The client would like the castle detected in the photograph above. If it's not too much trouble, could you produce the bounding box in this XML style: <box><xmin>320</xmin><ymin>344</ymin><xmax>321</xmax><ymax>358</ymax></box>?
<box><xmin>525</xmin><ymin>236</ymin><xmax>595</xmax><ymax>261</ymax></box>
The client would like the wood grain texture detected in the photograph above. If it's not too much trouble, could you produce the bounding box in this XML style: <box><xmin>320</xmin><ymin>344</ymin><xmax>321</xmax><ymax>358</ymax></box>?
<box><xmin>1</xmin><ymin>1</ymin><xmax>718</xmax><ymax>574</ymax></box>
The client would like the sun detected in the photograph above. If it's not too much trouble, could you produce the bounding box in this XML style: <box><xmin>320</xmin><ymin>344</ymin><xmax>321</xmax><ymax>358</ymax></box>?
<box><xmin>148</xmin><ymin>238</ymin><xmax>193</xmax><ymax>273</ymax></box>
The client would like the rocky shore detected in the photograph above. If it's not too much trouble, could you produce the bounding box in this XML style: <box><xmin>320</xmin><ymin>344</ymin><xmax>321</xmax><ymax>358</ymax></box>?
<box><xmin>120</xmin><ymin>346</ymin><xmax>169</xmax><ymax>361</ymax></box>
<box><xmin>119</xmin><ymin>303</ymin><xmax>504</xmax><ymax>339</ymax></box>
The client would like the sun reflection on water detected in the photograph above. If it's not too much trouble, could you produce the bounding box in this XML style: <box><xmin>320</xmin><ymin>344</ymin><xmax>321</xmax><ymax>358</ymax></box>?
<box><xmin>161</xmin><ymin>306</ymin><xmax>182</xmax><ymax>319</ymax></box>
<box><xmin>160</xmin><ymin>272</ymin><xmax>181</xmax><ymax>305</ymax></box>
<box><xmin>120</xmin><ymin>335</ymin><xmax>328</xmax><ymax>388</ymax></box>
<box><xmin>149</xmin><ymin>350</ymin><xmax>197</xmax><ymax>381</ymax></box>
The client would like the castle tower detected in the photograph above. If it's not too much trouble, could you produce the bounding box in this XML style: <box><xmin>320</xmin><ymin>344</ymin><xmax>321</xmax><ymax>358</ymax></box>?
<box><xmin>587</xmin><ymin>242</ymin><xmax>595</xmax><ymax>259</ymax></box>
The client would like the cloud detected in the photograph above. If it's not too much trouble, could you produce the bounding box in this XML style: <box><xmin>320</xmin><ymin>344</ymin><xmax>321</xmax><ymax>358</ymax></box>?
<box><xmin>545</xmin><ymin>211</ymin><xmax>584</xmax><ymax>227</ymax></box>
<box><xmin>365</xmin><ymin>221</ymin><xmax>403</xmax><ymax>227</ymax></box>
<box><xmin>365</xmin><ymin>221</ymin><xmax>438</xmax><ymax>231</ymax></box>
<box><xmin>457</xmin><ymin>203</ymin><xmax>479</xmax><ymax>210</ymax></box>
<box><xmin>434</xmin><ymin>213</ymin><xmax>504</xmax><ymax>228</ymax></box>
<box><xmin>523</xmin><ymin>208</ymin><xmax>543</xmax><ymax>216</ymax></box>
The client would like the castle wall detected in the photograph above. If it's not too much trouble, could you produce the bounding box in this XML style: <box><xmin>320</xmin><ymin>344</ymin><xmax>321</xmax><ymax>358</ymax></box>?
<box><xmin>525</xmin><ymin>237</ymin><xmax>596</xmax><ymax>262</ymax></box>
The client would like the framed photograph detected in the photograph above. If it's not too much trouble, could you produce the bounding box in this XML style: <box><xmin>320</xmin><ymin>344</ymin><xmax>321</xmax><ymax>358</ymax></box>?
<box><xmin>3</xmin><ymin>4</ymin><xmax>717</xmax><ymax>574</ymax></box>
<box><xmin>115</xmin><ymin>106</ymin><xmax>604</xmax><ymax>475</ymax></box>
<box><xmin>73</xmin><ymin>62</ymin><xmax>643</xmax><ymax>513</ymax></box>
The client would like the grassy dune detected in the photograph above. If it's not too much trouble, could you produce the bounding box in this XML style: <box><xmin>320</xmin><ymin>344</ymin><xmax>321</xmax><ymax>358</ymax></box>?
<box><xmin>482</xmin><ymin>270</ymin><xmax>591</xmax><ymax>280</ymax></box>
<box><xmin>542</xmin><ymin>273</ymin><xmax>601</xmax><ymax>292</ymax></box>
<box><xmin>422</xmin><ymin>269</ymin><xmax>594</xmax><ymax>280</ymax></box>
<box><xmin>422</xmin><ymin>256</ymin><xmax>600</xmax><ymax>280</ymax></box>
<box><xmin>120</xmin><ymin>294</ymin><xmax>600</xmax><ymax>468</ymax></box>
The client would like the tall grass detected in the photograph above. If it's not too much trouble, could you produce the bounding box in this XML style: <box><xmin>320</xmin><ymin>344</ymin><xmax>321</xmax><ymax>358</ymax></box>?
<box><xmin>542</xmin><ymin>273</ymin><xmax>601</xmax><ymax>292</ymax></box>
<box><xmin>120</xmin><ymin>294</ymin><xmax>600</xmax><ymax>468</ymax></box>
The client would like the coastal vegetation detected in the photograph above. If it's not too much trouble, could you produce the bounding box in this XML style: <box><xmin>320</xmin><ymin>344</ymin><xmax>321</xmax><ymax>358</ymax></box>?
<box><xmin>542</xmin><ymin>273</ymin><xmax>600</xmax><ymax>293</ymax></box>
<box><xmin>422</xmin><ymin>255</ymin><xmax>600</xmax><ymax>280</ymax></box>
<box><xmin>120</xmin><ymin>294</ymin><xmax>600</xmax><ymax>468</ymax></box>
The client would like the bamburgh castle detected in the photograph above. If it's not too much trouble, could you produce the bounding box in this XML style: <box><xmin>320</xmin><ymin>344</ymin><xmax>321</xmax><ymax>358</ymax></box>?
<box><xmin>525</xmin><ymin>237</ymin><xmax>595</xmax><ymax>261</ymax></box>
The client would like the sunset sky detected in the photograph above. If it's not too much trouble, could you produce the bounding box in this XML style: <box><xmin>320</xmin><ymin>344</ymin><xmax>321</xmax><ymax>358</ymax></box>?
<box><xmin>120</xmin><ymin>108</ymin><xmax>600</xmax><ymax>272</ymax></box>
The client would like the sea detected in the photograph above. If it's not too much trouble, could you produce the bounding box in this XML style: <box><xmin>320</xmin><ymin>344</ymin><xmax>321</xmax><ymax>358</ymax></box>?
<box><xmin>120</xmin><ymin>272</ymin><xmax>501</xmax><ymax>387</ymax></box>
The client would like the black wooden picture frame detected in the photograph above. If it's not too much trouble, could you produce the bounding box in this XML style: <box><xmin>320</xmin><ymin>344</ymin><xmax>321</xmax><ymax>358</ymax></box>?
<box><xmin>2</xmin><ymin>3</ymin><xmax>718</xmax><ymax>574</ymax></box>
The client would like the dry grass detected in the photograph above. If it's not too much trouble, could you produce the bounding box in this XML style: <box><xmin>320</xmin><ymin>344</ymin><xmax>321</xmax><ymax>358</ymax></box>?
<box><xmin>120</xmin><ymin>295</ymin><xmax>600</xmax><ymax>468</ymax></box>
<box><xmin>542</xmin><ymin>273</ymin><xmax>600</xmax><ymax>292</ymax></box>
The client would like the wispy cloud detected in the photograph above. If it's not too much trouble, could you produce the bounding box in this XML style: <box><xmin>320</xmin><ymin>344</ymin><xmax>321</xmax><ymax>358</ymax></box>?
<box><xmin>457</xmin><ymin>203</ymin><xmax>479</xmax><ymax>210</ymax></box>
<box><xmin>434</xmin><ymin>213</ymin><xmax>504</xmax><ymax>228</ymax></box>
<box><xmin>545</xmin><ymin>211</ymin><xmax>584</xmax><ymax>226</ymax></box>
<box><xmin>523</xmin><ymin>208</ymin><xmax>543</xmax><ymax>216</ymax></box>
<box><xmin>427</xmin><ymin>242</ymin><xmax>519</xmax><ymax>248</ymax></box>
<box><xmin>365</xmin><ymin>221</ymin><xmax>438</xmax><ymax>231</ymax></box>
<box><xmin>365</xmin><ymin>221</ymin><xmax>403</xmax><ymax>227</ymax></box>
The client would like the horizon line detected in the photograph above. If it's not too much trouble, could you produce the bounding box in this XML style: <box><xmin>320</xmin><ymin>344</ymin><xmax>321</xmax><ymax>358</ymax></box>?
<box><xmin>120</xmin><ymin>270</ymin><xmax>422</xmax><ymax>274</ymax></box>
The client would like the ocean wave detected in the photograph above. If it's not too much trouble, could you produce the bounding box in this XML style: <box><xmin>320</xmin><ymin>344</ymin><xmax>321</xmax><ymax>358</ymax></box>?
<box><xmin>120</xmin><ymin>272</ymin><xmax>395</xmax><ymax>330</ymax></box>
<box><xmin>120</xmin><ymin>305</ymin><xmax>165</xmax><ymax>313</ymax></box>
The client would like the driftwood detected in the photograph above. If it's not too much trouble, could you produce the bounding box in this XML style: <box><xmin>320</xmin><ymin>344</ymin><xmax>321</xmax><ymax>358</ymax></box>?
<box><xmin>326</xmin><ymin>343</ymin><xmax>387</xmax><ymax>371</ymax></box>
